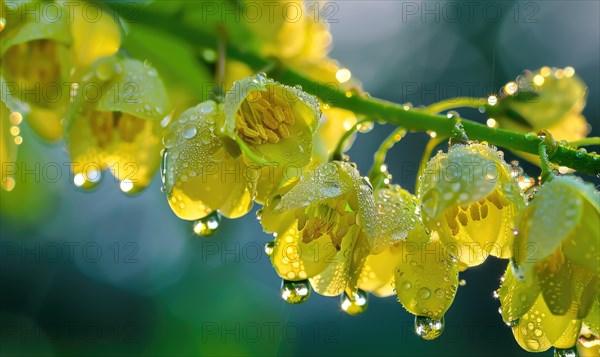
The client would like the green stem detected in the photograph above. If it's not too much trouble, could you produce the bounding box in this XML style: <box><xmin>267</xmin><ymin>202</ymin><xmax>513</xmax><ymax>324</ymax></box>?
<box><xmin>569</xmin><ymin>137</ymin><xmax>600</xmax><ymax>148</ymax></box>
<box><xmin>330</xmin><ymin>118</ymin><xmax>372</xmax><ymax>161</ymax></box>
<box><xmin>103</xmin><ymin>2</ymin><xmax>600</xmax><ymax>176</ymax></box>
<box><xmin>539</xmin><ymin>143</ymin><xmax>557</xmax><ymax>183</ymax></box>
<box><xmin>368</xmin><ymin>127</ymin><xmax>406</xmax><ymax>188</ymax></box>
<box><xmin>422</xmin><ymin>97</ymin><xmax>486</xmax><ymax>115</ymax></box>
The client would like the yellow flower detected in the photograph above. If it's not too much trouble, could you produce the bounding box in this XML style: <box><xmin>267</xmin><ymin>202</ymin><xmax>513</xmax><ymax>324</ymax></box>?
<box><xmin>65</xmin><ymin>56</ymin><xmax>170</xmax><ymax>192</ymax></box>
<box><xmin>261</xmin><ymin>161</ymin><xmax>376</xmax><ymax>297</ymax></box>
<box><xmin>0</xmin><ymin>0</ymin><xmax>120</xmax><ymax>141</ymax></box>
<box><xmin>356</xmin><ymin>186</ymin><xmax>421</xmax><ymax>297</ymax></box>
<box><xmin>419</xmin><ymin>143</ymin><xmax>525</xmax><ymax>267</ymax></box>
<box><xmin>162</xmin><ymin>100</ymin><xmax>255</xmax><ymax>220</ymax></box>
<box><xmin>491</xmin><ymin>66</ymin><xmax>589</xmax><ymax>144</ymax></box>
<box><xmin>223</xmin><ymin>74</ymin><xmax>321</xmax><ymax>165</ymax></box>
<box><xmin>499</xmin><ymin>176</ymin><xmax>599</xmax><ymax>352</ymax></box>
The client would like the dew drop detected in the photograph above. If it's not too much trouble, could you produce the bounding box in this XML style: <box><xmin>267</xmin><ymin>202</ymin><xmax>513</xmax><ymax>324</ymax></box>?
<box><xmin>340</xmin><ymin>289</ymin><xmax>368</xmax><ymax>315</ymax></box>
<box><xmin>505</xmin><ymin>318</ymin><xmax>519</xmax><ymax>327</ymax></box>
<box><xmin>418</xmin><ymin>287</ymin><xmax>431</xmax><ymax>300</ymax></box>
<box><xmin>553</xmin><ymin>347</ymin><xmax>577</xmax><ymax>357</ymax></box>
<box><xmin>182</xmin><ymin>125</ymin><xmax>197</xmax><ymax>139</ymax></box>
<box><xmin>193</xmin><ymin>212</ymin><xmax>221</xmax><ymax>237</ymax></box>
<box><xmin>414</xmin><ymin>315</ymin><xmax>445</xmax><ymax>340</ymax></box>
<box><xmin>357</xmin><ymin>121</ymin><xmax>374</xmax><ymax>133</ymax></box>
<box><xmin>281</xmin><ymin>280</ymin><xmax>311</xmax><ymax>304</ymax></box>
<box><xmin>264</xmin><ymin>241</ymin><xmax>275</xmax><ymax>256</ymax></box>
<box><xmin>73</xmin><ymin>170</ymin><xmax>102</xmax><ymax>190</ymax></box>
<box><xmin>524</xmin><ymin>132</ymin><xmax>537</xmax><ymax>141</ymax></box>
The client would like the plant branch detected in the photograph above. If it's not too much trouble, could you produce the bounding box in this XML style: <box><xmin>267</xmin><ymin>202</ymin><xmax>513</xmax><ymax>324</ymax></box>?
<box><xmin>103</xmin><ymin>2</ymin><xmax>600</xmax><ymax>176</ymax></box>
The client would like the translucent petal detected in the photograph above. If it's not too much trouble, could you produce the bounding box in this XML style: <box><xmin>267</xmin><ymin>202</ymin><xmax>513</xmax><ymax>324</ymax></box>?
<box><xmin>274</xmin><ymin>161</ymin><xmax>353</xmax><ymax>212</ymax></box>
<box><xmin>358</xmin><ymin>244</ymin><xmax>403</xmax><ymax>297</ymax></box>
<box><xmin>164</xmin><ymin>101</ymin><xmax>254</xmax><ymax>220</ymax></box>
<box><xmin>538</xmin><ymin>258</ymin><xmax>574</xmax><ymax>316</ymax></box>
<box><xmin>438</xmin><ymin>189</ymin><xmax>517</xmax><ymax>266</ymax></box>
<box><xmin>419</xmin><ymin>144</ymin><xmax>510</xmax><ymax>220</ymax></box>
<box><xmin>512</xmin><ymin>295</ymin><xmax>581</xmax><ymax>352</ymax></box>
<box><xmin>584</xmin><ymin>296</ymin><xmax>600</xmax><ymax>336</ymax></box>
<box><xmin>309</xmin><ymin>228</ymin><xmax>368</xmax><ymax>296</ymax></box>
<box><xmin>70</xmin><ymin>3</ymin><xmax>120</xmax><ymax>71</ymax></box>
<box><xmin>517</xmin><ymin>178</ymin><xmax>583</xmax><ymax>266</ymax></box>
<box><xmin>395</xmin><ymin>228</ymin><xmax>459</xmax><ymax>319</ymax></box>
<box><xmin>269</xmin><ymin>222</ymin><xmax>337</xmax><ymax>281</ymax></box>
<box><xmin>370</xmin><ymin>186</ymin><xmax>420</xmax><ymax>254</ymax></box>
<box><xmin>499</xmin><ymin>263</ymin><xmax>541</xmax><ymax>323</ymax></box>
<box><xmin>359</xmin><ymin>224</ymin><xmax>430</xmax><ymax>297</ymax></box>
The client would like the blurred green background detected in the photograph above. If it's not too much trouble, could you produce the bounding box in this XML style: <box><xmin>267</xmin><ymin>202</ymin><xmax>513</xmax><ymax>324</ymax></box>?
<box><xmin>1</xmin><ymin>1</ymin><xmax>599</xmax><ymax>356</ymax></box>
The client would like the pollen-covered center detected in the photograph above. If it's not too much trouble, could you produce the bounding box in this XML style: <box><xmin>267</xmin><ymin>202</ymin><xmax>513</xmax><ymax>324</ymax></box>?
<box><xmin>90</xmin><ymin>111</ymin><xmax>145</xmax><ymax>148</ymax></box>
<box><xmin>444</xmin><ymin>190</ymin><xmax>509</xmax><ymax>236</ymax></box>
<box><xmin>4</xmin><ymin>40</ymin><xmax>61</xmax><ymax>107</ymax></box>
<box><xmin>235</xmin><ymin>87</ymin><xmax>296</xmax><ymax>145</ymax></box>
<box><xmin>296</xmin><ymin>199</ymin><xmax>357</xmax><ymax>251</ymax></box>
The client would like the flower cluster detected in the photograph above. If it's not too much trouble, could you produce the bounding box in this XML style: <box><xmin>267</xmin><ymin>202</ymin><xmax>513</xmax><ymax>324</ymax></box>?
<box><xmin>1</xmin><ymin>1</ymin><xmax>598</xmax><ymax>355</ymax></box>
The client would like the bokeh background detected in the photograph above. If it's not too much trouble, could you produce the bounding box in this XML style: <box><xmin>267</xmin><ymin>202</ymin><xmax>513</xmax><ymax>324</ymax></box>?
<box><xmin>1</xmin><ymin>1</ymin><xmax>599</xmax><ymax>356</ymax></box>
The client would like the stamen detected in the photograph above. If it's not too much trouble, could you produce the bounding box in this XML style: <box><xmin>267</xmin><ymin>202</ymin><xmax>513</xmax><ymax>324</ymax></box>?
<box><xmin>235</xmin><ymin>87</ymin><xmax>297</xmax><ymax>145</ymax></box>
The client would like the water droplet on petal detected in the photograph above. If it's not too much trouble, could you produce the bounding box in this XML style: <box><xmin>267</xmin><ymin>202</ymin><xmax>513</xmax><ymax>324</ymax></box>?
<box><xmin>193</xmin><ymin>212</ymin><xmax>221</xmax><ymax>237</ymax></box>
<box><xmin>340</xmin><ymin>289</ymin><xmax>368</xmax><ymax>315</ymax></box>
<box><xmin>182</xmin><ymin>125</ymin><xmax>197</xmax><ymax>139</ymax></box>
<box><xmin>357</xmin><ymin>121</ymin><xmax>374</xmax><ymax>133</ymax></box>
<box><xmin>264</xmin><ymin>241</ymin><xmax>275</xmax><ymax>256</ymax></box>
<box><xmin>281</xmin><ymin>280</ymin><xmax>311</xmax><ymax>304</ymax></box>
<box><xmin>73</xmin><ymin>170</ymin><xmax>102</xmax><ymax>190</ymax></box>
<box><xmin>414</xmin><ymin>315</ymin><xmax>445</xmax><ymax>340</ymax></box>
<box><xmin>505</xmin><ymin>318</ymin><xmax>519</xmax><ymax>327</ymax></box>
<box><xmin>553</xmin><ymin>347</ymin><xmax>577</xmax><ymax>357</ymax></box>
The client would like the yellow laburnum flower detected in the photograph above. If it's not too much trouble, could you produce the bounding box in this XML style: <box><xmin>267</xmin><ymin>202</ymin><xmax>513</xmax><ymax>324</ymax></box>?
<box><xmin>261</xmin><ymin>161</ymin><xmax>376</xmax><ymax>297</ymax></box>
<box><xmin>0</xmin><ymin>0</ymin><xmax>120</xmax><ymax>141</ymax></box>
<box><xmin>356</xmin><ymin>186</ymin><xmax>421</xmax><ymax>297</ymax></box>
<box><xmin>223</xmin><ymin>74</ymin><xmax>321</xmax><ymax>203</ymax></box>
<box><xmin>491</xmin><ymin>67</ymin><xmax>589</xmax><ymax>144</ymax></box>
<box><xmin>65</xmin><ymin>56</ymin><xmax>170</xmax><ymax>192</ymax></box>
<box><xmin>419</xmin><ymin>143</ymin><xmax>526</xmax><ymax>267</ymax></box>
<box><xmin>498</xmin><ymin>176</ymin><xmax>599</xmax><ymax>352</ymax></box>
<box><xmin>162</xmin><ymin>100</ymin><xmax>256</xmax><ymax>220</ymax></box>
